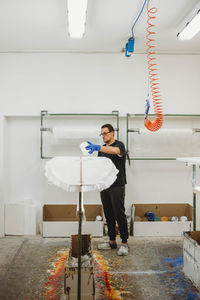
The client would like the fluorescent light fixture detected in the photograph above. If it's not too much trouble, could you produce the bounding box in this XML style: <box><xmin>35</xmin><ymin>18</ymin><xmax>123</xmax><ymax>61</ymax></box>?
<box><xmin>67</xmin><ymin>0</ymin><xmax>88</xmax><ymax>38</ymax></box>
<box><xmin>178</xmin><ymin>9</ymin><xmax>200</xmax><ymax>40</ymax></box>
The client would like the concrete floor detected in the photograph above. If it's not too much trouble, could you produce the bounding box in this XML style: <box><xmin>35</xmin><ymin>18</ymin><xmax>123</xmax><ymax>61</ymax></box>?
<box><xmin>0</xmin><ymin>236</ymin><xmax>200</xmax><ymax>300</ymax></box>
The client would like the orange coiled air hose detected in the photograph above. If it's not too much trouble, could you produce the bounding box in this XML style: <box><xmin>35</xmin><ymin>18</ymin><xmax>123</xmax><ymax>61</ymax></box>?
<box><xmin>144</xmin><ymin>6</ymin><xmax>164</xmax><ymax>131</ymax></box>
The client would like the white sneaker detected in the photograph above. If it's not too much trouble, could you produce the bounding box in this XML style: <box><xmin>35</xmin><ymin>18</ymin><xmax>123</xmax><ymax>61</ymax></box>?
<box><xmin>97</xmin><ymin>243</ymin><xmax>111</xmax><ymax>250</ymax></box>
<box><xmin>97</xmin><ymin>242</ymin><xmax>118</xmax><ymax>250</ymax></box>
<box><xmin>117</xmin><ymin>245</ymin><xmax>129</xmax><ymax>256</ymax></box>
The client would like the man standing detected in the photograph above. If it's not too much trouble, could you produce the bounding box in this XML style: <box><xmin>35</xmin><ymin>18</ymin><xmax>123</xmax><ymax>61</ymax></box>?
<box><xmin>86</xmin><ymin>124</ymin><xmax>129</xmax><ymax>256</ymax></box>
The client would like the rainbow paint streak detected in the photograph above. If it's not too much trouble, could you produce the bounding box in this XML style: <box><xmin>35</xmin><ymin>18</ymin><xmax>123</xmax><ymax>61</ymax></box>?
<box><xmin>42</xmin><ymin>250</ymin><xmax>69</xmax><ymax>299</ymax></box>
<box><xmin>93</xmin><ymin>250</ymin><xmax>122</xmax><ymax>300</ymax></box>
<box><xmin>41</xmin><ymin>249</ymin><xmax>128</xmax><ymax>299</ymax></box>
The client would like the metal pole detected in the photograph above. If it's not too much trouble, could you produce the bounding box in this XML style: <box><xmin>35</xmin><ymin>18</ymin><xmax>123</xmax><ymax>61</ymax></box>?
<box><xmin>130</xmin><ymin>113</ymin><xmax>200</xmax><ymax>117</ymax></box>
<box><xmin>192</xmin><ymin>164</ymin><xmax>196</xmax><ymax>231</ymax></box>
<box><xmin>116</xmin><ymin>111</ymin><xmax>119</xmax><ymax>140</ymax></box>
<box><xmin>40</xmin><ymin>111</ymin><xmax>43</xmax><ymax>159</ymax></box>
<box><xmin>193</xmin><ymin>193</ymin><xmax>196</xmax><ymax>231</ymax></box>
<box><xmin>126</xmin><ymin>114</ymin><xmax>129</xmax><ymax>154</ymax></box>
<box><xmin>77</xmin><ymin>191</ymin><xmax>82</xmax><ymax>300</ymax></box>
<box><xmin>129</xmin><ymin>157</ymin><xmax>176</xmax><ymax>161</ymax></box>
<box><xmin>49</xmin><ymin>113</ymin><xmax>117</xmax><ymax>117</ymax></box>
<box><xmin>77</xmin><ymin>157</ymin><xmax>82</xmax><ymax>300</ymax></box>
<box><xmin>126</xmin><ymin>113</ymin><xmax>200</xmax><ymax>161</ymax></box>
<box><xmin>40</xmin><ymin>110</ymin><xmax>120</xmax><ymax>159</ymax></box>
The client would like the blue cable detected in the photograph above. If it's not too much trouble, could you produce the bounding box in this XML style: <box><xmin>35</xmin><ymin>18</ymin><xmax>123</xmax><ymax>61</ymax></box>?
<box><xmin>131</xmin><ymin>0</ymin><xmax>148</xmax><ymax>37</ymax></box>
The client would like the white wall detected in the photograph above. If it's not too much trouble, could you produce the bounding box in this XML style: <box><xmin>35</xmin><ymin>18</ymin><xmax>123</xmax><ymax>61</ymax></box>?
<box><xmin>0</xmin><ymin>115</ymin><xmax>5</xmax><ymax>236</ymax></box>
<box><xmin>1</xmin><ymin>53</ymin><xmax>200</xmax><ymax>116</ymax></box>
<box><xmin>1</xmin><ymin>53</ymin><xmax>200</xmax><ymax>235</ymax></box>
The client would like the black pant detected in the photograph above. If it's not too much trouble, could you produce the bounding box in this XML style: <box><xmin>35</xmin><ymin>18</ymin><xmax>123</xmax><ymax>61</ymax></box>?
<box><xmin>100</xmin><ymin>185</ymin><xmax>128</xmax><ymax>243</ymax></box>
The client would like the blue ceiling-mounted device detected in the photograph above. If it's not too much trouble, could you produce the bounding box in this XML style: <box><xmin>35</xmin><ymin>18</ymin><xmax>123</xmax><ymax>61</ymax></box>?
<box><xmin>125</xmin><ymin>0</ymin><xmax>148</xmax><ymax>58</ymax></box>
<box><xmin>125</xmin><ymin>37</ymin><xmax>135</xmax><ymax>57</ymax></box>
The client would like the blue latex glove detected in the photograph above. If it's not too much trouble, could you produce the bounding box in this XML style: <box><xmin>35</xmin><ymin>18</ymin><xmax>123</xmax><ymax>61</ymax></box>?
<box><xmin>85</xmin><ymin>141</ymin><xmax>101</xmax><ymax>154</ymax></box>
<box><xmin>145</xmin><ymin>99</ymin><xmax>150</xmax><ymax>115</ymax></box>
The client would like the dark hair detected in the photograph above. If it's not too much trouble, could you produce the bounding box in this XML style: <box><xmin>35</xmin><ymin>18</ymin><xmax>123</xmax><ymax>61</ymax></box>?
<box><xmin>101</xmin><ymin>124</ymin><xmax>114</xmax><ymax>132</ymax></box>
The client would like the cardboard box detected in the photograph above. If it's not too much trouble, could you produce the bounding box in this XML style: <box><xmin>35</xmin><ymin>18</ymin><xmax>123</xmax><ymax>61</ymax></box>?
<box><xmin>42</xmin><ymin>204</ymin><xmax>103</xmax><ymax>237</ymax></box>
<box><xmin>132</xmin><ymin>203</ymin><xmax>192</xmax><ymax>236</ymax></box>
<box><xmin>183</xmin><ymin>231</ymin><xmax>200</xmax><ymax>290</ymax></box>
<box><xmin>64</xmin><ymin>266</ymin><xmax>95</xmax><ymax>299</ymax></box>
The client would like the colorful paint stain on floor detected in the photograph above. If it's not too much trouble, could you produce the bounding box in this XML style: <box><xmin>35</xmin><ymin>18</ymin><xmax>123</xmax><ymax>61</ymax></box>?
<box><xmin>40</xmin><ymin>249</ymin><xmax>69</xmax><ymax>299</ymax></box>
<box><xmin>157</xmin><ymin>256</ymin><xmax>200</xmax><ymax>300</ymax></box>
<box><xmin>39</xmin><ymin>240</ymin><xmax>200</xmax><ymax>300</ymax></box>
<box><xmin>92</xmin><ymin>238</ymin><xmax>200</xmax><ymax>300</ymax></box>
<box><xmin>1</xmin><ymin>237</ymin><xmax>200</xmax><ymax>300</ymax></box>
<box><xmin>93</xmin><ymin>250</ymin><xmax>124</xmax><ymax>299</ymax></box>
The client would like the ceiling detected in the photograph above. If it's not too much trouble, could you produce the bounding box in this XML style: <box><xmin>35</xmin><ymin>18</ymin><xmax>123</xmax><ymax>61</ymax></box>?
<box><xmin>0</xmin><ymin>0</ymin><xmax>199</xmax><ymax>53</ymax></box>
